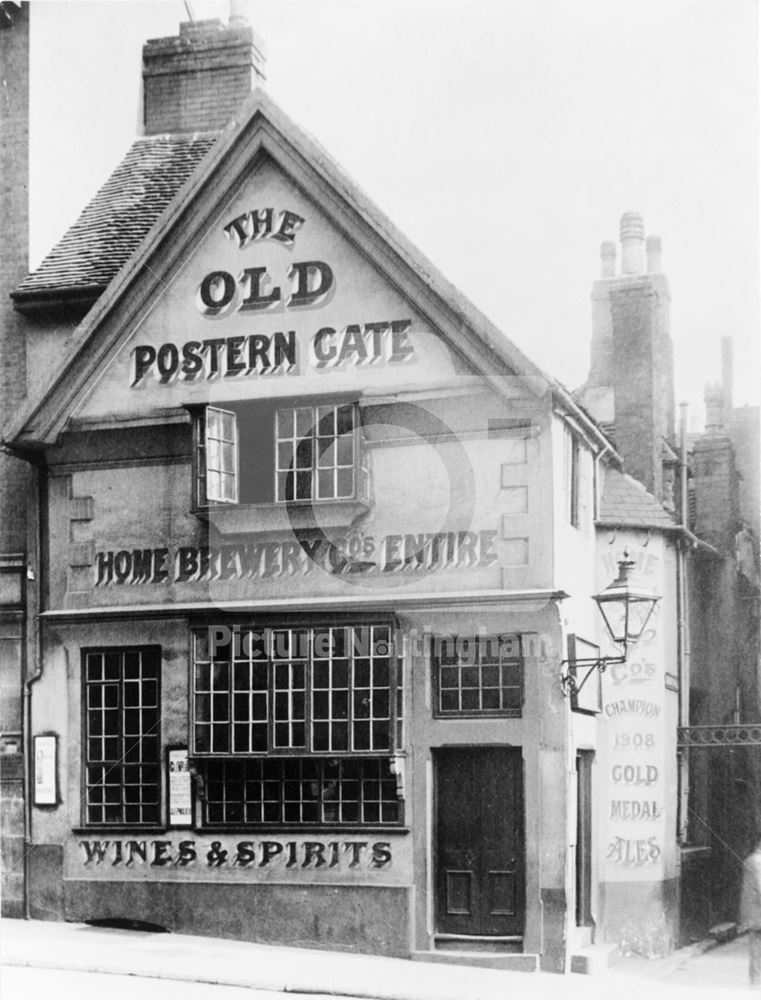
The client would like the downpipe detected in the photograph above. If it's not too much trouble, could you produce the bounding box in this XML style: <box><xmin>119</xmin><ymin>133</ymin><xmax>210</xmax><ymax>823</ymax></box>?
<box><xmin>18</xmin><ymin>451</ymin><xmax>45</xmax><ymax>919</ymax></box>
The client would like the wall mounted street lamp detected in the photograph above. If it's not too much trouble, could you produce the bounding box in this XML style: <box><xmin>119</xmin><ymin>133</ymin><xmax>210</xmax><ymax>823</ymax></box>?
<box><xmin>560</xmin><ymin>553</ymin><xmax>660</xmax><ymax>698</ymax></box>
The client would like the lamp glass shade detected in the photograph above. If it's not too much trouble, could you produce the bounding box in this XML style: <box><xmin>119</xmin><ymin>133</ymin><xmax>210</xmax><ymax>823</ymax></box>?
<box><xmin>594</xmin><ymin>558</ymin><xmax>659</xmax><ymax>650</ymax></box>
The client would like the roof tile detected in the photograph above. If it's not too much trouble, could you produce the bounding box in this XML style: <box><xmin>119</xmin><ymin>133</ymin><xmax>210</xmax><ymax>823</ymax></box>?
<box><xmin>16</xmin><ymin>133</ymin><xmax>218</xmax><ymax>296</ymax></box>
<box><xmin>598</xmin><ymin>467</ymin><xmax>675</xmax><ymax>528</ymax></box>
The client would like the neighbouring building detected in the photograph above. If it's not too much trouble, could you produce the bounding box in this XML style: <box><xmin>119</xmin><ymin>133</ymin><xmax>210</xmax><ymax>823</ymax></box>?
<box><xmin>1</xmin><ymin>4</ymin><xmax>758</xmax><ymax>973</ymax></box>
<box><xmin>679</xmin><ymin>349</ymin><xmax>761</xmax><ymax>941</ymax></box>
<box><xmin>579</xmin><ymin>221</ymin><xmax>761</xmax><ymax>949</ymax></box>
<box><xmin>0</xmin><ymin>0</ymin><xmax>33</xmax><ymax>919</ymax></box>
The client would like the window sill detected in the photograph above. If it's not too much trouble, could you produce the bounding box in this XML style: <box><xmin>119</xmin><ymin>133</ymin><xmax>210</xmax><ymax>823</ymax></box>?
<box><xmin>72</xmin><ymin>827</ymin><xmax>169</xmax><ymax>835</ymax></box>
<box><xmin>433</xmin><ymin>711</ymin><xmax>523</xmax><ymax>720</ymax></box>
<box><xmin>195</xmin><ymin>824</ymin><xmax>409</xmax><ymax>835</ymax></box>
<box><xmin>72</xmin><ymin>824</ymin><xmax>408</xmax><ymax>836</ymax></box>
<box><xmin>193</xmin><ymin>499</ymin><xmax>371</xmax><ymax>536</ymax></box>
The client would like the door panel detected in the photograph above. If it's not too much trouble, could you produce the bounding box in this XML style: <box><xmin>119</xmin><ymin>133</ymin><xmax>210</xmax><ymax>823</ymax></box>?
<box><xmin>576</xmin><ymin>750</ymin><xmax>594</xmax><ymax>927</ymax></box>
<box><xmin>446</xmin><ymin>870</ymin><xmax>473</xmax><ymax>915</ymax></box>
<box><xmin>435</xmin><ymin>747</ymin><xmax>524</xmax><ymax>936</ymax></box>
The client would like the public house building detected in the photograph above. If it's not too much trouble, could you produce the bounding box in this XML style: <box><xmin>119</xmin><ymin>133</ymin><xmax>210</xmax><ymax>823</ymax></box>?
<box><xmin>6</xmin><ymin>7</ymin><xmax>756</xmax><ymax>973</ymax></box>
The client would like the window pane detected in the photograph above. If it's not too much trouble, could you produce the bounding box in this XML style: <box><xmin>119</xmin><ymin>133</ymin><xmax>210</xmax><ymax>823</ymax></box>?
<box><xmin>296</xmin><ymin>408</ymin><xmax>313</xmax><ymax>437</ymax></box>
<box><xmin>336</xmin><ymin>436</ymin><xmax>354</xmax><ymax>466</ymax></box>
<box><xmin>296</xmin><ymin>438</ymin><xmax>313</xmax><ymax>468</ymax></box>
<box><xmin>317</xmin><ymin>407</ymin><xmax>335</xmax><ymax>436</ymax></box>
<box><xmin>295</xmin><ymin>471</ymin><xmax>311</xmax><ymax>499</ymax></box>
<box><xmin>354</xmin><ymin>692</ymin><xmax>370</xmax><ymax>719</ymax></box>
<box><xmin>336</xmin><ymin>468</ymin><xmax>354</xmax><ymax>498</ymax></box>
<box><xmin>317</xmin><ymin>469</ymin><xmax>334</xmax><ymax>498</ymax></box>
<box><xmin>276</xmin><ymin>409</ymin><xmax>292</xmax><ymax>439</ymax></box>
<box><xmin>336</xmin><ymin>405</ymin><xmax>354</xmax><ymax>435</ymax></box>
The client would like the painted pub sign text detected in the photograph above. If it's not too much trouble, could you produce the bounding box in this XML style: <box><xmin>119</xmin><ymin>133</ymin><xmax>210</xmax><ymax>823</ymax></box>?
<box><xmin>131</xmin><ymin>208</ymin><xmax>417</xmax><ymax>386</ymax></box>
<box><xmin>80</xmin><ymin>838</ymin><xmax>392</xmax><ymax>871</ymax></box>
<box><xmin>94</xmin><ymin>531</ymin><xmax>500</xmax><ymax>586</ymax></box>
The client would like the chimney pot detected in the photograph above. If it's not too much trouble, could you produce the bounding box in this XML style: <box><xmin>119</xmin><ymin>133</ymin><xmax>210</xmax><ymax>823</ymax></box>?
<box><xmin>646</xmin><ymin>234</ymin><xmax>662</xmax><ymax>273</ymax></box>
<box><xmin>620</xmin><ymin>211</ymin><xmax>645</xmax><ymax>274</ymax></box>
<box><xmin>704</xmin><ymin>383</ymin><xmax>724</xmax><ymax>434</ymax></box>
<box><xmin>600</xmin><ymin>241</ymin><xmax>616</xmax><ymax>277</ymax></box>
<box><xmin>229</xmin><ymin>0</ymin><xmax>250</xmax><ymax>27</ymax></box>
<box><xmin>721</xmin><ymin>337</ymin><xmax>733</xmax><ymax>427</ymax></box>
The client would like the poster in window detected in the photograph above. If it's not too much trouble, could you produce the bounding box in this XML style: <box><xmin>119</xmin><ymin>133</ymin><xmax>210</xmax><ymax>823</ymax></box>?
<box><xmin>168</xmin><ymin>747</ymin><xmax>192</xmax><ymax>826</ymax></box>
<box><xmin>34</xmin><ymin>734</ymin><xmax>57</xmax><ymax>805</ymax></box>
<box><xmin>568</xmin><ymin>635</ymin><xmax>602</xmax><ymax>715</ymax></box>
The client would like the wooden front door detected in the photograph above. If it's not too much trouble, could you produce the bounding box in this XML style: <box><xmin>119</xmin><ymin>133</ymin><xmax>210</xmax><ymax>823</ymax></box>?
<box><xmin>435</xmin><ymin>747</ymin><xmax>524</xmax><ymax>936</ymax></box>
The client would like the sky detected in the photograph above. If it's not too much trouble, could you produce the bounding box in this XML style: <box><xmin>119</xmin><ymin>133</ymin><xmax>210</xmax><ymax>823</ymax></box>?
<box><xmin>28</xmin><ymin>0</ymin><xmax>760</xmax><ymax>425</ymax></box>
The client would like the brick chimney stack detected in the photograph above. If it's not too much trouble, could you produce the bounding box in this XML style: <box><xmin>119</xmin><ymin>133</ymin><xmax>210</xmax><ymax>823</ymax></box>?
<box><xmin>142</xmin><ymin>7</ymin><xmax>266</xmax><ymax>136</ymax></box>
<box><xmin>721</xmin><ymin>337</ymin><xmax>734</xmax><ymax>431</ymax></box>
<box><xmin>692</xmin><ymin>383</ymin><xmax>739</xmax><ymax>550</ymax></box>
<box><xmin>0</xmin><ymin>0</ymin><xmax>33</xmax><ymax>552</ymax></box>
<box><xmin>580</xmin><ymin>213</ymin><xmax>676</xmax><ymax>503</ymax></box>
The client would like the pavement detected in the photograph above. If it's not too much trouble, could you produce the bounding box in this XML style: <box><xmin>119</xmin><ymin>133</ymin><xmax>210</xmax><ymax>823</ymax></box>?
<box><xmin>0</xmin><ymin>918</ymin><xmax>753</xmax><ymax>999</ymax></box>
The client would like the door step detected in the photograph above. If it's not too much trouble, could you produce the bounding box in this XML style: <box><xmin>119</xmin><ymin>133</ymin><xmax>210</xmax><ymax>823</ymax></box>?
<box><xmin>434</xmin><ymin>934</ymin><xmax>523</xmax><ymax>953</ymax></box>
<box><xmin>412</xmin><ymin>950</ymin><xmax>539</xmax><ymax>972</ymax></box>
<box><xmin>570</xmin><ymin>943</ymin><xmax>621</xmax><ymax>975</ymax></box>
<box><xmin>573</xmin><ymin>925</ymin><xmax>594</xmax><ymax>949</ymax></box>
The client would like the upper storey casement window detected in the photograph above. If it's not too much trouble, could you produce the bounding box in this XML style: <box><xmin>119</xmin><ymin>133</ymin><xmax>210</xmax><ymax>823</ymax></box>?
<box><xmin>193</xmin><ymin>401</ymin><xmax>368</xmax><ymax>509</ymax></box>
<box><xmin>563</xmin><ymin>425</ymin><xmax>591</xmax><ymax>531</ymax></box>
<box><xmin>275</xmin><ymin>404</ymin><xmax>360</xmax><ymax>503</ymax></box>
<box><xmin>200</xmin><ymin>407</ymin><xmax>239</xmax><ymax>504</ymax></box>
<box><xmin>566</xmin><ymin>431</ymin><xmax>580</xmax><ymax>527</ymax></box>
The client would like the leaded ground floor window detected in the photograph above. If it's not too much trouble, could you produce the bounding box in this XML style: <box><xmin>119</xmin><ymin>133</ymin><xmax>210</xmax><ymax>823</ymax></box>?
<box><xmin>83</xmin><ymin>646</ymin><xmax>161</xmax><ymax>825</ymax></box>
<box><xmin>192</xmin><ymin>624</ymin><xmax>399</xmax><ymax>755</ymax></box>
<box><xmin>432</xmin><ymin>634</ymin><xmax>523</xmax><ymax>717</ymax></box>
<box><xmin>202</xmin><ymin>756</ymin><xmax>400</xmax><ymax>826</ymax></box>
<box><xmin>192</xmin><ymin>623</ymin><xmax>404</xmax><ymax>827</ymax></box>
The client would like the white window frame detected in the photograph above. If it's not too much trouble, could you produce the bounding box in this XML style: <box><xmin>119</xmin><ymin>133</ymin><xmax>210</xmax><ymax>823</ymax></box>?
<box><xmin>275</xmin><ymin>403</ymin><xmax>361</xmax><ymax>504</ymax></box>
<box><xmin>205</xmin><ymin>406</ymin><xmax>239</xmax><ymax>504</ymax></box>
<box><xmin>564</xmin><ymin>426</ymin><xmax>581</xmax><ymax>528</ymax></box>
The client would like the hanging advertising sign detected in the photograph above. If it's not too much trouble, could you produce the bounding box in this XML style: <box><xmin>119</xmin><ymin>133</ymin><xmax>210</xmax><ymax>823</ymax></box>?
<box><xmin>34</xmin><ymin>734</ymin><xmax>57</xmax><ymax>806</ymax></box>
<box><xmin>168</xmin><ymin>747</ymin><xmax>192</xmax><ymax>827</ymax></box>
<box><xmin>567</xmin><ymin>634</ymin><xmax>602</xmax><ymax>715</ymax></box>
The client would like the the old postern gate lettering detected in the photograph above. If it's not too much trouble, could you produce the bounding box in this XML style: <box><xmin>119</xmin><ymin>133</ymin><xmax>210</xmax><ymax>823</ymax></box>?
<box><xmin>130</xmin><ymin>207</ymin><xmax>416</xmax><ymax>386</ymax></box>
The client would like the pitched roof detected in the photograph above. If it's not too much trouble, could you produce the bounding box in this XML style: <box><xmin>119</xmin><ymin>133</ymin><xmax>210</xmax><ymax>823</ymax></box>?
<box><xmin>598</xmin><ymin>467</ymin><xmax>675</xmax><ymax>528</ymax></box>
<box><xmin>14</xmin><ymin>133</ymin><xmax>218</xmax><ymax>299</ymax></box>
<box><xmin>5</xmin><ymin>90</ymin><xmax>618</xmax><ymax>455</ymax></box>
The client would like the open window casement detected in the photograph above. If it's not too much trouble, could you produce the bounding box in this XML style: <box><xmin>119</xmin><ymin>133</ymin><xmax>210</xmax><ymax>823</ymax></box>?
<box><xmin>205</xmin><ymin>406</ymin><xmax>239</xmax><ymax>504</ymax></box>
<box><xmin>578</xmin><ymin>446</ymin><xmax>591</xmax><ymax>533</ymax></box>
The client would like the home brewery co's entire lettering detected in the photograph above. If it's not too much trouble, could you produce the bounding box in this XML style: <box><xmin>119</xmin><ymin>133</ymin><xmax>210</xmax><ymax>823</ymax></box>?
<box><xmin>129</xmin><ymin>207</ymin><xmax>417</xmax><ymax>387</ymax></box>
<box><xmin>94</xmin><ymin>532</ymin><xmax>500</xmax><ymax>586</ymax></box>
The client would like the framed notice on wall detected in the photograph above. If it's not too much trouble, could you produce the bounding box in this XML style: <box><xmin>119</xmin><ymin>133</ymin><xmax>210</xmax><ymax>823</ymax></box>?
<box><xmin>568</xmin><ymin>635</ymin><xmax>603</xmax><ymax>715</ymax></box>
<box><xmin>34</xmin><ymin>734</ymin><xmax>57</xmax><ymax>805</ymax></box>
<box><xmin>167</xmin><ymin>747</ymin><xmax>193</xmax><ymax>827</ymax></box>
